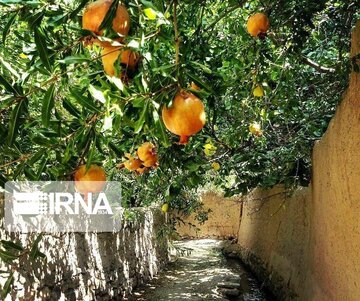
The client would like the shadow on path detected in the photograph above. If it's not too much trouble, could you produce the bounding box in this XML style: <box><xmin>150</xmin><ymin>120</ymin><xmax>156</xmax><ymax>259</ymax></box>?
<box><xmin>130</xmin><ymin>239</ymin><xmax>273</xmax><ymax>301</ymax></box>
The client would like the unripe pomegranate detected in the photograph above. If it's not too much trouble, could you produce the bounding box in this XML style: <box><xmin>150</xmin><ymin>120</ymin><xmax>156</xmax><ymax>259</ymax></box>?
<box><xmin>247</xmin><ymin>13</ymin><xmax>270</xmax><ymax>37</ymax></box>
<box><xmin>162</xmin><ymin>90</ymin><xmax>206</xmax><ymax>144</ymax></box>
<box><xmin>253</xmin><ymin>85</ymin><xmax>264</xmax><ymax>97</ymax></box>
<box><xmin>82</xmin><ymin>0</ymin><xmax>130</xmax><ymax>37</ymax></box>
<box><xmin>161</xmin><ymin>203</ymin><xmax>169</xmax><ymax>213</ymax></box>
<box><xmin>249</xmin><ymin>122</ymin><xmax>263</xmax><ymax>137</ymax></box>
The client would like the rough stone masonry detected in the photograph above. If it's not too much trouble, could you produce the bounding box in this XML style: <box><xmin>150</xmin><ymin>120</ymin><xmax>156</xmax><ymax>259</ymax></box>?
<box><xmin>0</xmin><ymin>193</ymin><xmax>169</xmax><ymax>300</ymax></box>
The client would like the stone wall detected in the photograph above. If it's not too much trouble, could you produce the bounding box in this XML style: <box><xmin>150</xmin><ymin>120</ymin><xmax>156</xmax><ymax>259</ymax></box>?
<box><xmin>176</xmin><ymin>191</ymin><xmax>241</xmax><ymax>238</ymax></box>
<box><xmin>0</xmin><ymin>193</ymin><xmax>168</xmax><ymax>301</ymax></box>
<box><xmin>236</xmin><ymin>186</ymin><xmax>312</xmax><ymax>300</ymax></box>
<box><xmin>235</xmin><ymin>22</ymin><xmax>360</xmax><ymax>301</ymax></box>
<box><xmin>177</xmin><ymin>21</ymin><xmax>360</xmax><ymax>301</ymax></box>
<box><xmin>305</xmin><ymin>20</ymin><xmax>360</xmax><ymax>301</ymax></box>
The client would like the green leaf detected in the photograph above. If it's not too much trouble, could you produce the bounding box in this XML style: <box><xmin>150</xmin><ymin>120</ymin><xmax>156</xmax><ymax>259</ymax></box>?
<box><xmin>140</xmin><ymin>0</ymin><xmax>159</xmax><ymax>10</ymax></box>
<box><xmin>69</xmin><ymin>0</ymin><xmax>89</xmax><ymax>19</ymax></box>
<box><xmin>86</xmin><ymin>137</ymin><xmax>96</xmax><ymax>170</ymax></box>
<box><xmin>0</xmin><ymin>174</ymin><xmax>6</xmax><ymax>188</ymax></box>
<box><xmin>186</xmin><ymin>71</ymin><xmax>214</xmax><ymax>94</ymax></box>
<box><xmin>70</xmin><ymin>87</ymin><xmax>101</xmax><ymax>113</ymax></box>
<box><xmin>0</xmin><ymin>0</ymin><xmax>40</xmax><ymax>5</ymax></box>
<box><xmin>2</xmin><ymin>12</ymin><xmax>17</xmax><ymax>45</ymax></box>
<box><xmin>34</xmin><ymin>27</ymin><xmax>52</xmax><ymax>72</ymax></box>
<box><xmin>32</xmin><ymin>250</ymin><xmax>46</xmax><ymax>260</ymax></box>
<box><xmin>41</xmin><ymin>84</ymin><xmax>56</xmax><ymax>128</ymax></box>
<box><xmin>108</xmin><ymin>142</ymin><xmax>123</xmax><ymax>157</ymax></box>
<box><xmin>1</xmin><ymin>240</ymin><xmax>24</xmax><ymax>252</ymax></box>
<box><xmin>36</xmin><ymin>157</ymin><xmax>48</xmax><ymax>177</ymax></box>
<box><xmin>24</xmin><ymin>167</ymin><xmax>37</xmax><ymax>180</ymax></box>
<box><xmin>63</xmin><ymin>98</ymin><xmax>81</xmax><ymax>117</ymax></box>
<box><xmin>26</xmin><ymin>11</ymin><xmax>44</xmax><ymax>28</ymax></box>
<box><xmin>144</xmin><ymin>8</ymin><xmax>157</xmax><ymax>20</ymax></box>
<box><xmin>152</xmin><ymin>108</ymin><xmax>170</xmax><ymax>147</ymax></box>
<box><xmin>28</xmin><ymin>151</ymin><xmax>45</xmax><ymax>166</ymax></box>
<box><xmin>62</xmin><ymin>139</ymin><xmax>74</xmax><ymax>164</ymax></box>
<box><xmin>99</xmin><ymin>0</ymin><xmax>119</xmax><ymax>31</ymax></box>
<box><xmin>1</xmin><ymin>272</ymin><xmax>13</xmax><ymax>300</ymax></box>
<box><xmin>6</xmin><ymin>100</ymin><xmax>27</xmax><ymax>146</ymax></box>
<box><xmin>30</xmin><ymin>234</ymin><xmax>45</xmax><ymax>260</ymax></box>
<box><xmin>95</xmin><ymin>136</ymin><xmax>105</xmax><ymax>154</ymax></box>
<box><xmin>151</xmin><ymin>64</ymin><xmax>176</xmax><ymax>73</ymax></box>
<box><xmin>0</xmin><ymin>249</ymin><xmax>18</xmax><ymax>263</ymax></box>
<box><xmin>0</xmin><ymin>74</ymin><xmax>19</xmax><ymax>95</ymax></box>
<box><xmin>190</xmin><ymin>61</ymin><xmax>212</xmax><ymax>74</ymax></box>
<box><xmin>134</xmin><ymin>101</ymin><xmax>149</xmax><ymax>133</ymax></box>
<box><xmin>12</xmin><ymin>161</ymin><xmax>25</xmax><ymax>179</ymax></box>
<box><xmin>185</xmin><ymin>161</ymin><xmax>201</xmax><ymax>172</ymax></box>
<box><xmin>31</xmin><ymin>135</ymin><xmax>54</xmax><ymax>147</ymax></box>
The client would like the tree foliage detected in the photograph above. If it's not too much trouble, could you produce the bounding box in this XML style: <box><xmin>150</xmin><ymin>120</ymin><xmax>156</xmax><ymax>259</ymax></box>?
<box><xmin>0</xmin><ymin>0</ymin><xmax>358</xmax><ymax>208</ymax></box>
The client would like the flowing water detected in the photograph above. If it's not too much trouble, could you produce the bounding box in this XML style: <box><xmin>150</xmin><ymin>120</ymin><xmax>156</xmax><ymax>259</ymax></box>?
<box><xmin>131</xmin><ymin>239</ymin><xmax>274</xmax><ymax>301</ymax></box>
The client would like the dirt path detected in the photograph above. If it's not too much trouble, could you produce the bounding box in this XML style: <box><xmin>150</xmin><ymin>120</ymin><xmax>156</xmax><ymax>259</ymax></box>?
<box><xmin>131</xmin><ymin>239</ymin><xmax>272</xmax><ymax>301</ymax></box>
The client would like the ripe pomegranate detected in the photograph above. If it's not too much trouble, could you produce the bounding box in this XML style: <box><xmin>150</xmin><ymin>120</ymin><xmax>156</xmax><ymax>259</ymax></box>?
<box><xmin>190</xmin><ymin>82</ymin><xmax>201</xmax><ymax>91</ymax></box>
<box><xmin>101</xmin><ymin>46</ymin><xmax>139</xmax><ymax>76</ymax></box>
<box><xmin>123</xmin><ymin>154</ymin><xmax>143</xmax><ymax>171</ymax></box>
<box><xmin>136</xmin><ymin>166</ymin><xmax>148</xmax><ymax>175</ymax></box>
<box><xmin>82</xmin><ymin>0</ymin><xmax>130</xmax><ymax>37</ymax></box>
<box><xmin>137</xmin><ymin>142</ymin><xmax>158</xmax><ymax>167</ymax></box>
<box><xmin>247</xmin><ymin>13</ymin><xmax>270</xmax><ymax>37</ymax></box>
<box><xmin>74</xmin><ymin>164</ymin><xmax>107</xmax><ymax>194</ymax></box>
<box><xmin>162</xmin><ymin>90</ymin><xmax>206</xmax><ymax>144</ymax></box>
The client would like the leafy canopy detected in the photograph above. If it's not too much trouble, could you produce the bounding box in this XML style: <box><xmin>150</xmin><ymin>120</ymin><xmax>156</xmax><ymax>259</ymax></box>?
<box><xmin>0</xmin><ymin>0</ymin><xmax>358</xmax><ymax>208</ymax></box>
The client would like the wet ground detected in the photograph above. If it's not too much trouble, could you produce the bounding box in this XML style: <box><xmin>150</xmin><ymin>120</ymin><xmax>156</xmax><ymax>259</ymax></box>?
<box><xmin>131</xmin><ymin>239</ymin><xmax>273</xmax><ymax>301</ymax></box>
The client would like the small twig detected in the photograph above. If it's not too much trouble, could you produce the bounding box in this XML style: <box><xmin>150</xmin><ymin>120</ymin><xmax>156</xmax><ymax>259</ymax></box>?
<box><xmin>173</xmin><ymin>0</ymin><xmax>180</xmax><ymax>68</ymax></box>
<box><xmin>209</xmin><ymin>150</ymin><xmax>230</xmax><ymax>163</ymax></box>
<box><xmin>203</xmin><ymin>1</ymin><xmax>245</xmax><ymax>33</ymax></box>
<box><xmin>300</xmin><ymin>56</ymin><xmax>336</xmax><ymax>73</ymax></box>
<box><xmin>0</xmin><ymin>41</ymin><xmax>125</xmax><ymax>114</ymax></box>
<box><xmin>0</xmin><ymin>154</ymin><xmax>32</xmax><ymax>169</ymax></box>
<box><xmin>144</xmin><ymin>29</ymin><xmax>161</xmax><ymax>40</ymax></box>
<box><xmin>268</xmin><ymin>34</ymin><xmax>336</xmax><ymax>74</ymax></box>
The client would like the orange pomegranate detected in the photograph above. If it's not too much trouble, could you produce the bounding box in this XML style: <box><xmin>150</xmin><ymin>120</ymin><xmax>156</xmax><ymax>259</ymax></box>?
<box><xmin>247</xmin><ymin>13</ymin><xmax>270</xmax><ymax>37</ymax></box>
<box><xmin>101</xmin><ymin>46</ymin><xmax>139</xmax><ymax>76</ymax></box>
<box><xmin>137</xmin><ymin>142</ymin><xmax>158</xmax><ymax>167</ymax></box>
<box><xmin>190</xmin><ymin>82</ymin><xmax>201</xmax><ymax>91</ymax></box>
<box><xmin>143</xmin><ymin>156</ymin><xmax>158</xmax><ymax>168</ymax></box>
<box><xmin>82</xmin><ymin>0</ymin><xmax>130</xmax><ymax>37</ymax></box>
<box><xmin>162</xmin><ymin>90</ymin><xmax>206</xmax><ymax>144</ymax></box>
<box><xmin>74</xmin><ymin>164</ymin><xmax>107</xmax><ymax>194</ymax></box>
<box><xmin>136</xmin><ymin>166</ymin><xmax>148</xmax><ymax>175</ymax></box>
<box><xmin>123</xmin><ymin>154</ymin><xmax>143</xmax><ymax>171</ymax></box>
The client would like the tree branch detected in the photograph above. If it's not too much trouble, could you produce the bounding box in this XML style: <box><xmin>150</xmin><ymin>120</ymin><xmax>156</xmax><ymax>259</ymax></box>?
<box><xmin>0</xmin><ymin>154</ymin><xmax>32</xmax><ymax>169</ymax></box>
<box><xmin>203</xmin><ymin>1</ymin><xmax>246</xmax><ymax>33</ymax></box>
<box><xmin>267</xmin><ymin>33</ymin><xmax>337</xmax><ymax>74</ymax></box>
<box><xmin>173</xmin><ymin>0</ymin><xmax>180</xmax><ymax>68</ymax></box>
<box><xmin>300</xmin><ymin>56</ymin><xmax>336</xmax><ymax>73</ymax></box>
